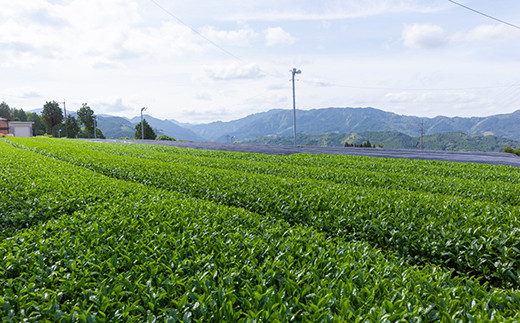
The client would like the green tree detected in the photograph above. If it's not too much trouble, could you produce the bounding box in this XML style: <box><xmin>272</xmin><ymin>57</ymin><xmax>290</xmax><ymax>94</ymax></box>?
<box><xmin>502</xmin><ymin>146</ymin><xmax>520</xmax><ymax>157</ymax></box>
<box><xmin>26</xmin><ymin>112</ymin><xmax>46</xmax><ymax>135</ymax></box>
<box><xmin>42</xmin><ymin>101</ymin><xmax>63</xmax><ymax>137</ymax></box>
<box><xmin>77</xmin><ymin>128</ymin><xmax>88</xmax><ymax>138</ymax></box>
<box><xmin>78</xmin><ymin>126</ymin><xmax>106</xmax><ymax>139</ymax></box>
<box><xmin>77</xmin><ymin>103</ymin><xmax>95</xmax><ymax>138</ymax></box>
<box><xmin>95</xmin><ymin>127</ymin><xmax>106</xmax><ymax>139</ymax></box>
<box><xmin>156</xmin><ymin>134</ymin><xmax>176</xmax><ymax>141</ymax></box>
<box><xmin>65</xmin><ymin>115</ymin><xmax>80</xmax><ymax>138</ymax></box>
<box><xmin>0</xmin><ymin>102</ymin><xmax>10</xmax><ymax>119</ymax></box>
<box><xmin>12</xmin><ymin>108</ymin><xmax>27</xmax><ymax>121</ymax></box>
<box><xmin>135</xmin><ymin>119</ymin><xmax>156</xmax><ymax>140</ymax></box>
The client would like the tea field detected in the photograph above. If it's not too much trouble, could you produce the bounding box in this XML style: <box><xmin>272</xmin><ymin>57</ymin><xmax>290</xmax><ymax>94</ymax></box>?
<box><xmin>2</xmin><ymin>137</ymin><xmax>520</xmax><ymax>321</ymax></box>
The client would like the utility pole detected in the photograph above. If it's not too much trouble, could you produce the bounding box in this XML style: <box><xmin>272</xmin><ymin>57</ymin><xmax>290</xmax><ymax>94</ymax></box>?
<box><xmin>140</xmin><ymin>107</ymin><xmax>147</xmax><ymax>140</ymax></box>
<box><xmin>291</xmin><ymin>68</ymin><xmax>301</xmax><ymax>146</ymax></box>
<box><xmin>60</xmin><ymin>100</ymin><xmax>67</xmax><ymax>137</ymax></box>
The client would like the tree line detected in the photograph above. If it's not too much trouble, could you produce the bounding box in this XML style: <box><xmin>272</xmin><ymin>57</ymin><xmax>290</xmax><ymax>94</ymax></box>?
<box><xmin>344</xmin><ymin>140</ymin><xmax>378</xmax><ymax>148</ymax></box>
<box><xmin>502</xmin><ymin>146</ymin><xmax>520</xmax><ymax>157</ymax></box>
<box><xmin>1</xmin><ymin>100</ymin><xmax>105</xmax><ymax>138</ymax></box>
<box><xmin>1</xmin><ymin>100</ymin><xmax>161</xmax><ymax>140</ymax></box>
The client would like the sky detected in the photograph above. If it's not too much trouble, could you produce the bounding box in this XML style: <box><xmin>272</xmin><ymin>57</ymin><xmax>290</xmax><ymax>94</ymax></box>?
<box><xmin>1</xmin><ymin>0</ymin><xmax>520</xmax><ymax>123</ymax></box>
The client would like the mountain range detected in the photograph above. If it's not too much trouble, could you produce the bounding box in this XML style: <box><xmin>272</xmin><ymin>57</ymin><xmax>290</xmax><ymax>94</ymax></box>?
<box><xmin>88</xmin><ymin>107</ymin><xmax>520</xmax><ymax>148</ymax></box>
<box><xmin>96</xmin><ymin>114</ymin><xmax>204</xmax><ymax>142</ymax></box>
<box><xmin>183</xmin><ymin>107</ymin><xmax>520</xmax><ymax>142</ymax></box>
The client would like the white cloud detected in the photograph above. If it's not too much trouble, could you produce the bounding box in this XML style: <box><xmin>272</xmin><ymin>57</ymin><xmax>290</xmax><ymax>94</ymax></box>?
<box><xmin>122</xmin><ymin>22</ymin><xmax>205</xmax><ymax>60</ymax></box>
<box><xmin>402</xmin><ymin>23</ymin><xmax>520</xmax><ymax>50</ymax></box>
<box><xmin>195</xmin><ymin>93</ymin><xmax>212</xmax><ymax>101</ymax></box>
<box><xmin>204</xmin><ymin>63</ymin><xmax>264</xmax><ymax>81</ymax></box>
<box><xmin>91</xmin><ymin>59</ymin><xmax>125</xmax><ymax>70</ymax></box>
<box><xmin>265</xmin><ymin>27</ymin><xmax>295</xmax><ymax>46</ymax></box>
<box><xmin>0</xmin><ymin>0</ymin><xmax>208</xmax><ymax>68</ymax></box>
<box><xmin>98</xmin><ymin>98</ymin><xmax>134</xmax><ymax>113</ymax></box>
<box><xmin>454</xmin><ymin>24</ymin><xmax>520</xmax><ymax>43</ymax></box>
<box><xmin>200</xmin><ymin>26</ymin><xmax>257</xmax><ymax>47</ymax></box>
<box><xmin>383</xmin><ymin>90</ymin><xmax>481</xmax><ymax>111</ymax></box>
<box><xmin>321</xmin><ymin>20</ymin><xmax>332</xmax><ymax>29</ymax></box>
<box><xmin>220</xmin><ymin>0</ymin><xmax>447</xmax><ymax>21</ymax></box>
<box><xmin>180</xmin><ymin>107</ymin><xmax>230</xmax><ymax>123</ymax></box>
<box><xmin>305</xmin><ymin>79</ymin><xmax>335</xmax><ymax>87</ymax></box>
<box><xmin>2</xmin><ymin>0</ymin><xmax>519</xmax><ymax>124</ymax></box>
<box><xmin>385</xmin><ymin>91</ymin><xmax>411</xmax><ymax>102</ymax></box>
<box><xmin>20</xmin><ymin>91</ymin><xmax>43</xmax><ymax>99</ymax></box>
<box><xmin>402</xmin><ymin>24</ymin><xmax>448</xmax><ymax>49</ymax></box>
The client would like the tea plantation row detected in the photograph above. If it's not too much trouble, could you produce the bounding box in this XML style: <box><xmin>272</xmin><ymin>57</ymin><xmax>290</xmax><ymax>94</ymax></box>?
<box><xmin>1</xmin><ymin>138</ymin><xmax>520</xmax><ymax>321</ymax></box>
<box><xmin>9</xmin><ymin>138</ymin><xmax>520</xmax><ymax>289</ymax></box>
<box><xmin>60</xmin><ymin>140</ymin><xmax>520</xmax><ymax>206</ymax></box>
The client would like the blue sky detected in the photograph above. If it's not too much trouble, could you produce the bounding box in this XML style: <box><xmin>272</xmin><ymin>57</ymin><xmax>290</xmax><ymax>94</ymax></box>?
<box><xmin>1</xmin><ymin>0</ymin><xmax>520</xmax><ymax>123</ymax></box>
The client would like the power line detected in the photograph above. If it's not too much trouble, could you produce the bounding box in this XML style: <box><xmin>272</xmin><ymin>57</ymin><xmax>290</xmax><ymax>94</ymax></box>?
<box><xmin>148</xmin><ymin>0</ymin><xmax>519</xmax><ymax>113</ymax></box>
<box><xmin>447</xmin><ymin>0</ymin><xmax>520</xmax><ymax>30</ymax></box>
<box><xmin>148</xmin><ymin>0</ymin><xmax>278</xmax><ymax>78</ymax></box>
<box><xmin>148</xmin><ymin>0</ymin><xmax>249</xmax><ymax>64</ymax></box>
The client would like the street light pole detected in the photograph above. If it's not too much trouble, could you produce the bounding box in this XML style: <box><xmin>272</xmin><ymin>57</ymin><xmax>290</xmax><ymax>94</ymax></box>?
<box><xmin>141</xmin><ymin>107</ymin><xmax>147</xmax><ymax>140</ymax></box>
<box><xmin>60</xmin><ymin>100</ymin><xmax>67</xmax><ymax>137</ymax></box>
<box><xmin>291</xmin><ymin>68</ymin><xmax>301</xmax><ymax>146</ymax></box>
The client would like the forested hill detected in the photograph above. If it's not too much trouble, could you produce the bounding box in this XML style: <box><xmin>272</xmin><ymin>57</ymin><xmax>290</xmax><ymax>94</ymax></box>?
<box><xmin>242</xmin><ymin>131</ymin><xmax>520</xmax><ymax>152</ymax></box>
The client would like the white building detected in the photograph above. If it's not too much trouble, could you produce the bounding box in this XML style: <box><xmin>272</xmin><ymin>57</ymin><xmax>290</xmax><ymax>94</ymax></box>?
<box><xmin>0</xmin><ymin>118</ymin><xmax>34</xmax><ymax>137</ymax></box>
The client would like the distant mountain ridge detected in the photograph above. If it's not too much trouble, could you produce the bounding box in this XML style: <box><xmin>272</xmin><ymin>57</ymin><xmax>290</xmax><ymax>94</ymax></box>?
<box><xmin>33</xmin><ymin>106</ymin><xmax>520</xmax><ymax>144</ymax></box>
<box><xmin>96</xmin><ymin>114</ymin><xmax>204</xmax><ymax>141</ymax></box>
<box><xmin>186</xmin><ymin>107</ymin><xmax>520</xmax><ymax>143</ymax></box>
<box><xmin>128</xmin><ymin>115</ymin><xmax>204</xmax><ymax>142</ymax></box>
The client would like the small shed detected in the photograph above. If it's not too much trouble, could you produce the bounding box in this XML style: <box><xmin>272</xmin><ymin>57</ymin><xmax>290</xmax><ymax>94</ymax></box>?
<box><xmin>8</xmin><ymin>121</ymin><xmax>34</xmax><ymax>137</ymax></box>
<box><xmin>0</xmin><ymin>118</ymin><xmax>34</xmax><ymax>137</ymax></box>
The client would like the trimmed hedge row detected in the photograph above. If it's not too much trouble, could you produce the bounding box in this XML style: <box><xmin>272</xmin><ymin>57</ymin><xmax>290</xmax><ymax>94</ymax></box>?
<box><xmin>65</xmin><ymin>140</ymin><xmax>520</xmax><ymax>206</ymax></box>
<box><xmin>4</xmin><ymin>140</ymin><xmax>520</xmax><ymax>320</ymax></box>
<box><xmin>9</xmin><ymin>138</ymin><xmax>520</xmax><ymax>289</ymax></box>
